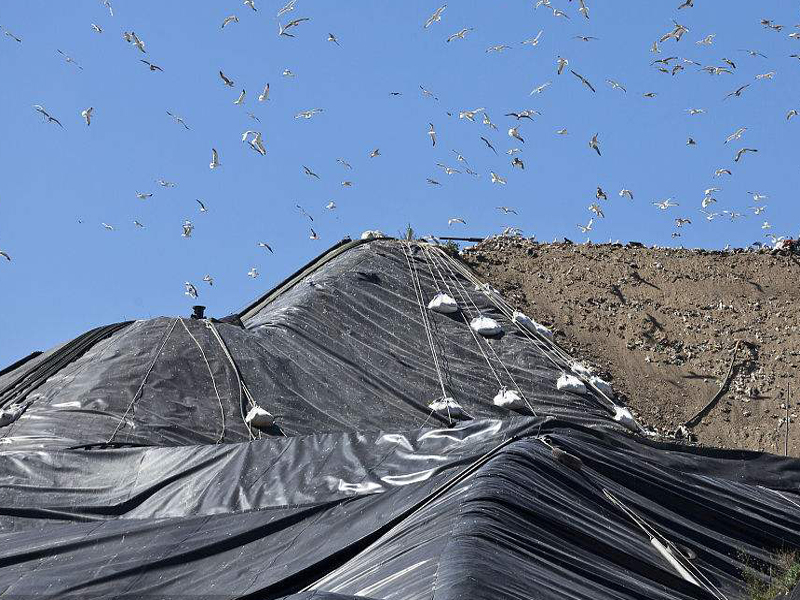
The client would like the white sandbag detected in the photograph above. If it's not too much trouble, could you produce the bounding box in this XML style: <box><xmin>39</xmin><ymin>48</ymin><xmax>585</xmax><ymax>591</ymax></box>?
<box><xmin>512</xmin><ymin>311</ymin><xmax>553</xmax><ymax>339</ymax></box>
<box><xmin>360</xmin><ymin>229</ymin><xmax>386</xmax><ymax>240</ymax></box>
<box><xmin>470</xmin><ymin>316</ymin><xmax>502</xmax><ymax>336</ymax></box>
<box><xmin>0</xmin><ymin>403</ymin><xmax>27</xmax><ymax>428</ymax></box>
<box><xmin>613</xmin><ymin>405</ymin><xmax>639</xmax><ymax>432</ymax></box>
<box><xmin>245</xmin><ymin>405</ymin><xmax>275</xmax><ymax>429</ymax></box>
<box><xmin>570</xmin><ymin>362</ymin><xmax>593</xmax><ymax>377</ymax></box>
<box><xmin>492</xmin><ymin>387</ymin><xmax>525</xmax><ymax>410</ymax></box>
<box><xmin>428</xmin><ymin>397</ymin><xmax>468</xmax><ymax>420</ymax></box>
<box><xmin>556</xmin><ymin>373</ymin><xmax>586</xmax><ymax>394</ymax></box>
<box><xmin>474</xmin><ymin>283</ymin><xmax>500</xmax><ymax>294</ymax></box>
<box><xmin>589</xmin><ymin>375</ymin><xmax>614</xmax><ymax>397</ymax></box>
<box><xmin>427</xmin><ymin>292</ymin><xmax>458</xmax><ymax>314</ymax></box>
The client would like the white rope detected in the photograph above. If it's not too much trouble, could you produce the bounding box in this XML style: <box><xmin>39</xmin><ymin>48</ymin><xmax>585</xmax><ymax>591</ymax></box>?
<box><xmin>179</xmin><ymin>318</ymin><xmax>226</xmax><ymax>444</ymax></box>
<box><xmin>107</xmin><ymin>318</ymin><xmax>179</xmax><ymax>444</ymax></box>
<box><xmin>401</xmin><ymin>242</ymin><xmax>450</xmax><ymax>412</ymax></box>
<box><xmin>425</xmin><ymin>245</ymin><xmax>537</xmax><ymax>415</ymax></box>
<box><xmin>204</xmin><ymin>320</ymin><xmax>260</xmax><ymax>440</ymax></box>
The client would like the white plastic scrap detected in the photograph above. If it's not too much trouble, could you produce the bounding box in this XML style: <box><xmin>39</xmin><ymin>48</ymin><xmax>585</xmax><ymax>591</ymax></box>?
<box><xmin>0</xmin><ymin>403</ymin><xmax>27</xmax><ymax>428</ymax></box>
<box><xmin>428</xmin><ymin>397</ymin><xmax>468</xmax><ymax>420</ymax></box>
<box><xmin>360</xmin><ymin>229</ymin><xmax>386</xmax><ymax>240</ymax></box>
<box><xmin>613</xmin><ymin>405</ymin><xmax>639</xmax><ymax>432</ymax></box>
<box><xmin>512</xmin><ymin>310</ymin><xmax>553</xmax><ymax>339</ymax></box>
<box><xmin>470</xmin><ymin>315</ymin><xmax>502</xmax><ymax>336</ymax></box>
<box><xmin>245</xmin><ymin>405</ymin><xmax>275</xmax><ymax>429</ymax></box>
<box><xmin>427</xmin><ymin>292</ymin><xmax>459</xmax><ymax>314</ymax></box>
<box><xmin>556</xmin><ymin>373</ymin><xmax>586</xmax><ymax>394</ymax></box>
<box><xmin>493</xmin><ymin>387</ymin><xmax>525</xmax><ymax>410</ymax></box>
<box><xmin>570</xmin><ymin>361</ymin><xmax>593</xmax><ymax>377</ymax></box>
<box><xmin>589</xmin><ymin>375</ymin><xmax>614</xmax><ymax>398</ymax></box>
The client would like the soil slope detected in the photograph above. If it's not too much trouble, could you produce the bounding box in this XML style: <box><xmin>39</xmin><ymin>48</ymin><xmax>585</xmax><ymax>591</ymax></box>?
<box><xmin>461</xmin><ymin>237</ymin><xmax>800</xmax><ymax>456</ymax></box>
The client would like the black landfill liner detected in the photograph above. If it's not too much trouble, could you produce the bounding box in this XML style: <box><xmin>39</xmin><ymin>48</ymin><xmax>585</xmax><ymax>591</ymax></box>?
<box><xmin>0</xmin><ymin>239</ymin><xmax>797</xmax><ymax>600</ymax></box>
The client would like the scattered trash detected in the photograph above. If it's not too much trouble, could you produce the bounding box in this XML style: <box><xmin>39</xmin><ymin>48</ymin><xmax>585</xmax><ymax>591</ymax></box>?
<box><xmin>557</xmin><ymin>373</ymin><xmax>586</xmax><ymax>394</ymax></box>
<box><xmin>427</xmin><ymin>292</ymin><xmax>458</xmax><ymax>314</ymax></box>
<box><xmin>470</xmin><ymin>316</ymin><xmax>502</xmax><ymax>336</ymax></box>
<box><xmin>245</xmin><ymin>405</ymin><xmax>275</xmax><ymax>429</ymax></box>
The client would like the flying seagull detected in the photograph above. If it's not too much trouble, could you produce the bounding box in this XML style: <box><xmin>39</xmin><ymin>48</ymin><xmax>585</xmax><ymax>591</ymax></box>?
<box><xmin>588</xmin><ymin>133</ymin><xmax>601</xmax><ymax>156</ymax></box>
<box><xmin>328</xmin><ymin>33</ymin><xmax>340</xmax><ymax>45</ymax></box>
<box><xmin>257</xmin><ymin>242</ymin><xmax>274</xmax><ymax>253</ymax></box>
<box><xmin>182</xmin><ymin>220</ymin><xmax>194</xmax><ymax>237</ymax></box>
<box><xmin>0</xmin><ymin>250</ymin><xmax>11</xmax><ymax>261</ymax></box>
<box><xmin>619</xmin><ymin>189</ymin><xmax>634</xmax><ymax>199</ymax></box>
<box><xmin>509</xmin><ymin>126</ymin><xmax>524</xmax><ymax>143</ymax></box>
<box><xmin>734</xmin><ymin>147</ymin><xmax>757</xmax><ymax>162</ymax></box>
<box><xmin>185</xmin><ymin>282</ymin><xmax>198</xmax><ymax>299</ymax></box>
<box><xmin>203</xmin><ymin>274</ymin><xmax>214</xmax><ymax>285</ymax></box>
<box><xmin>34</xmin><ymin>105</ymin><xmax>63</xmax><ymax>127</ymax></box>
<box><xmin>57</xmin><ymin>49</ymin><xmax>83</xmax><ymax>69</ymax></box>
<box><xmin>234</xmin><ymin>89</ymin><xmax>246</xmax><ymax>105</ymax></box>
<box><xmin>196</xmin><ymin>199</ymin><xmax>208</xmax><ymax>212</ymax></box>
<box><xmin>278</xmin><ymin>17</ymin><xmax>310</xmax><ymax>37</ymax></box>
<box><xmin>490</xmin><ymin>172</ymin><xmax>506</xmax><ymax>185</ymax></box>
<box><xmin>428</xmin><ymin>123</ymin><xmax>436</xmax><ymax>146</ymax></box>
<box><xmin>303</xmin><ymin>165</ymin><xmax>320</xmax><ymax>178</ymax></box>
<box><xmin>652</xmin><ymin>198</ymin><xmax>679</xmax><ymax>210</ymax></box>
<box><xmin>166</xmin><ymin>111</ymin><xmax>190</xmax><ymax>129</ymax></box>
<box><xmin>209</xmin><ymin>148</ymin><xmax>220</xmax><ymax>169</ymax></box>
<box><xmin>221</xmin><ymin>15</ymin><xmax>239</xmax><ymax>28</ymax></box>
<box><xmin>258</xmin><ymin>83</ymin><xmax>270</xmax><ymax>101</ymax></box>
<box><xmin>723</xmin><ymin>83</ymin><xmax>750</xmax><ymax>100</ymax></box>
<box><xmin>496</xmin><ymin>206</ymin><xmax>517</xmax><ymax>214</ymax></box>
<box><xmin>81</xmin><ymin>107</ymin><xmax>93</xmax><ymax>126</ymax></box>
<box><xmin>448</xmin><ymin>218</ymin><xmax>466</xmax><ymax>226</ymax></box>
<box><xmin>570</xmin><ymin>70</ymin><xmax>596</xmax><ymax>92</ymax></box>
<box><xmin>424</xmin><ymin>5</ymin><xmax>447</xmax><ymax>28</ymax></box>
<box><xmin>480</xmin><ymin>136</ymin><xmax>497</xmax><ymax>154</ymax></box>
<box><xmin>140</xmin><ymin>60</ymin><xmax>163</xmax><ymax>71</ymax></box>
<box><xmin>219</xmin><ymin>70</ymin><xmax>235</xmax><ymax>87</ymax></box>
<box><xmin>577</xmin><ymin>218</ymin><xmax>594</xmax><ymax>233</ymax></box>
<box><xmin>91</xmin><ymin>23</ymin><xmax>103</xmax><ymax>33</ymax></box>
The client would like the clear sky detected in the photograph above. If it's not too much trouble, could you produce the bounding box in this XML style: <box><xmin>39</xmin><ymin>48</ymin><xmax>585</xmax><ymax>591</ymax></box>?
<box><xmin>1</xmin><ymin>1</ymin><xmax>798</xmax><ymax>366</ymax></box>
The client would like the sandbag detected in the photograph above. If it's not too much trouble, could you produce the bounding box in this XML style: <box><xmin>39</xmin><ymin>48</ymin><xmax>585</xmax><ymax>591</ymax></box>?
<box><xmin>0</xmin><ymin>403</ymin><xmax>28</xmax><ymax>428</ymax></box>
<box><xmin>512</xmin><ymin>311</ymin><xmax>553</xmax><ymax>339</ymax></box>
<box><xmin>613</xmin><ymin>405</ymin><xmax>639</xmax><ymax>432</ymax></box>
<box><xmin>557</xmin><ymin>373</ymin><xmax>586</xmax><ymax>394</ymax></box>
<box><xmin>428</xmin><ymin>397</ymin><xmax>468</xmax><ymax>420</ymax></box>
<box><xmin>570</xmin><ymin>362</ymin><xmax>593</xmax><ymax>377</ymax></box>
<box><xmin>589</xmin><ymin>375</ymin><xmax>614</xmax><ymax>397</ymax></box>
<box><xmin>492</xmin><ymin>388</ymin><xmax>525</xmax><ymax>410</ymax></box>
<box><xmin>470</xmin><ymin>316</ymin><xmax>502</xmax><ymax>336</ymax></box>
<box><xmin>245</xmin><ymin>405</ymin><xmax>275</xmax><ymax>429</ymax></box>
<box><xmin>360</xmin><ymin>230</ymin><xmax>386</xmax><ymax>240</ymax></box>
<box><xmin>427</xmin><ymin>292</ymin><xmax>459</xmax><ymax>314</ymax></box>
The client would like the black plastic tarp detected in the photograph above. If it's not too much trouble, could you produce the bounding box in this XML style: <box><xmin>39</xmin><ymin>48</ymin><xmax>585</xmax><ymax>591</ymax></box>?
<box><xmin>0</xmin><ymin>239</ymin><xmax>798</xmax><ymax>599</ymax></box>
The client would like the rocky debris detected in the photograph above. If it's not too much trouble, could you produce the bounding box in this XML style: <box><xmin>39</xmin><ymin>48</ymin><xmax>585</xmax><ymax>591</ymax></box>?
<box><xmin>461</xmin><ymin>238</ymin><xmax>800</xmax><ymax>456</ymax></box>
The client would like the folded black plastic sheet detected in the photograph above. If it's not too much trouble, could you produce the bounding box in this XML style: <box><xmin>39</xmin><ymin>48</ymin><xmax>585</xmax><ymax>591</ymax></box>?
<box><xmin>0</xmin><ymin>417</ymin><xmax>797</xmax><ymax>599</ymax></box>
<box><xmin>1</xmin><ymin>238</ymin><xmax>799</xmax><ymax>600</ymax></box>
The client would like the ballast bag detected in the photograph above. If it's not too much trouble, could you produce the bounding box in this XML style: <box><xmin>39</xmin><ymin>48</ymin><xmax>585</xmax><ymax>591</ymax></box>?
<box><xmin>512</xmin><ymin>311</ymin><xmax>553</xmax><ymax>339</ymax></box>
<box><xmin>589</xmin><ymin>375</ymin><xmax>614</xmax><ymax>397</ymax></box>
<box><xmin>613</xmin><ymin>405</ymin><xmax>639</xmax><ymax>432</ymax></box>
<box><xmin>427</xmin><ymin>292</ymin><xmax>458</xmax><ymax>314</ymax></box>
<box><xmin>428</xmin><ymin>397</ymin><xmax>468</xmax><ymax>420</ymax></box>
<box><xmin>245</xmin><ymin>406</ymin><xmax>275</xmax><ymax>429</ymax></box>
<box><xmin>360</xmin><ymin>230</ymin><xmax>386</xmax><ymax>240</ymax></box>
<box><xmin>570</xmin><ymin>361</ymin><xmax>593</xmax><ymax>377</ymax></box>
<box><xmin>557</xmin><ymin>373</ymin><xmax>586</xmax><ymax>394</ymax></box>
<box><xmin>470</xmin><ymin>316</ymin><xmax>502</xmax><ymax>336</ymax></box>
<box><xmin>493</xmin><ymin>388</ymin><xmax>524</xmax><ymax>410</ymax></box>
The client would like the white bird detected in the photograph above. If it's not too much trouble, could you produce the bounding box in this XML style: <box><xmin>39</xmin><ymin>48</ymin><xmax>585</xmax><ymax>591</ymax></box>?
<box><xmin>327</xmin><ymin>33</ymin><xmax>340</xmax><ymax>45</ymax></box>
<box><xmin>724</xmin><ymin>127</ymin><xmax>746</xmax><ymax>143</ymax></box>
<box><xmin>166</xmin><ymin>111</ymin><xmax>190</xmax><ymax>129</ymax></box>
<box><xmin>0</xmin><ymin>250</ymin><xmax>11</xmax><ymax>261</ymax></box>
<box><xmin>233</xmin><ymin>89</ymin><xmax>246</xmax><ymax>105</ymax></box>
<box><xmin>686</xmin><ymin>108</ymin><xmax>705</xmax><ymax>115</ymax></box>
<box><xmin>448</xmin><ymin>218</ymin><xmax>466</xmax><ymax>226</ymax></box>
<box><xmin>653</xmin><ymin>198</ymin><xmax>679</xmax><ymax>210</ymax></box>
<box><xmin>755</xmin><ymin>71</ymin><xmax>776</xmax><ymax>80</ymax></box>
<box><xmin>530</xmin><ymin>81</ymin><xmax>552</xmax><ymax>95</ymax></box>
<box><xmin>282</xmin><ymin>69</ymin><xmax>296</xmax><ymax>77</ymax></box>
<box><xmin>675</xmin><ymin>218</ymin><xmax>692</xmax><ymax>227</ymax></box>
<box><xmin>278</xmin><ymin>17</ymin><xmax>310</xmax><ymax>38</ymax></box>
<box><xmin>787</xmin><ymin>109</ymin><xmax>798</xmax><ymax>120</ymax></box>
<box><xmin>762</xmin><ymin>221</ymin><xmax>772</xmax><ymax>230</ymax></box>
<box><xmin>508</xmin><ymin>126</ymin><xmax>524</xmax><ymax>143</ymax></box>
<box><xmin>134</xmin><ymin>220</ymin><xmax>145</xmax><ymax>228</ymax></box>
<box><xmin>309</xmin><ymin>228</ymin><xmax>319</xmax><ymax>240</ymax></box>
<box><xmin>577</xmin><ymin>218</ymin><xmax>594</xmax><ymax>233</ymax></box>
<box><xmin>496</xmin><ymin>206</ymin><xmax>517</xmax><ymax>214</ymax></box>
<box><xmin>556</xmin><ymin>128</ymin><xmax>568</xmax><ymax>135</ymax></box>
<box><xmin>337</xmin><ymin>158</ymin><xmax>352</xmax><ymax>169</ymax></box>
<box><xmin>258</xmin><ymin>83</ymin><xmax>270</xmax><ymax>102</ymax></box>
<box><xmin>734</xmin><ymin>147</ymin><xmax>757</xmax><ymax>162</ymax></box>
<box><xmin>185</xmin><ymin>282</ymin><xmax>198</xmax><ymax>299</ymax></box>
<box><xmin>123</xmin><ymin>31</ymin><xmax>145</xmax><ymax>53</ymax></box>
<box><xmin>701</xmin><ymin>196</ymin><xmax>716</xmax><ymax>208</ymax></box>
<box><xmin>257</xmin><ymin>242</ymin><xmax>274</xmax><ymax>253</ymax></box>
<box><xmin>751</xmin><ymin>205</ymin><xmax>766</xmax><ymax>215</ymax></box>
<box><xmin>34</xmin><ymin>105</ymin><xmax>63</xmax><ymax>127</ymax></box>
<box><xmin>482</xmin><ymin>112</ymin><xmax>497</xmax><ymax>130</ymax></box>
<box><xmin>81</xmin><ymin>107</ymin><xmax>93</xmax><ymax>125</ymax></box>
<box><xmin>203</xmin><ymin>274</ymin><xmax>214</xmax><ymax>285</ymax></box>
<box><xmin>588</xmin><ymin>203</ymin><xmax>604</xmax><ymax>218</ymax></box>
<box><xmin>370</xmin><ymin>148</ymin><xmax>380</xmax><ymax>158</ymax></box>
<box><xmin>248</xmin><ymin>267</ymin><xmax>259</xmax><ymax>278</ymax></box>
<box><xmin>196</xmin><ymin>199</ymin><xmax>208</xmax><ymax>212</ymax></box>
<box><xmin>182</xmin><ymin>220</ymin><xmax>194</xmax><ymax>237</ymax></box>
<box><xmin>424</xmin><ymin>5</ymin><xmax>447</xmax><ymax>28</ymax></box>
<box><xmin>101</xmin><ymin>222</ymin><xmax>114</xmax><ymax>230</ymax></box>
<box><xmin>156</xmin><ymin>179</ymin><xmax>176</xmax><ymax>187</ymax></box>
<box><xmin>588</xmin><ymin>133</ymin><xmax>601</xmax><ymax>156</ymax></box>
<box><xmin>295</xmin><ymin>108</ymin><xmax>323</xmax><ymax>119</ymax></box>
<box><xmin>102</xmin><ymin>0</ymin><xmax>113</xmax><ymax>16</ymax></box>
<box><xmin>57</xmin><ymin>49</ymin><xmax>83</xmax><ymax>69</ymax></box>
<box><xmin>249</xmin><ymin>131</ymin><xmax>266</xmax><ymax>155</ymax></box>
<box><xmin>606</xmin><ymin>79</ymin><xmax>627</xmax><ymax>92</ymax></box>
<box><xmin>521</xmin><ymin>30</ymin><xmax>543</xmax><ymax>46</ymax></box>
<box><xmin>486</xmin><ymin>44</ymin><xmax>511</xmax><ymax>53</ymax></box>
<box><xmin>91</xmin><ymin>23</ymin><xmax>103</xmax><ymax>33</ymax></box>
<box><xmin>556</xmin><ymin>56</ymin><xmax>569</xmax><ymax>74</ymax></box>
<box><xmin>428</xmin><ymin>123</ymin><xmax>436</xmax><ymax>146</ymax></box>
<box><xmin>136</xmin><ymin>192</ymin><xmax>152</xmax><ymax>200</ymax></box>
<box><xmin>747</xmin><ymin>191</ymin><xmax>768</xmax><ymax>202</ymax></box>
<box><xmin>458</xmin><ymin>107</ymin><xmax>484</xmax><ymax>121</ymax></box>
<box><xmin>210</xmin><ymin>148</ymin><xmax>220</xmax><ymax>169</ymax></box>
<box><xmin>325</xmin><ymin>201</ymin><xmax>336</xmax><ymax>210</ymax></box>
<box><xmin>490</xmin><ymin>172</ymin><xmax>506</xmax><ymax>184</ymax></box>
<box><xmin>704</xmin><ymin>187</ymin><xmax>721</xmax><ymax>195</ymax></box>
<box><xmin>276</xmin><ymin>0</ymin><xmax>295</xmax><ymax>17</ymax></box>
<box><xmin>696</xmin><ymin>33</ymin><xmax>715</xmax><ymax>45</ymax></box>
<box><xmin>619</xmin><ymin>189</ymin><xmax>634</xmax><ymax>200</ymax></box>
<box><xmin>699</xmin><ymin>209</ymin><xmax>720</xmax><ymax>221</ymax></box>
<box><xmin>446</xmin><ymin>28</ymin><xmax>473</xmax><ymax>43</ymax></box>
<box><xmin>244</xmin><ymin>0</ymin><xmax>256</xmax><ymax>11</ymax></box>
<box><xmin>714</xmin><ymin>168</ymin><xmax>732</xmax><ymax>177</ymax></box>
<box><xmin>222</xmin><ymin>15</ymin><xmax>239</xmax><ymax>29</ymax></box>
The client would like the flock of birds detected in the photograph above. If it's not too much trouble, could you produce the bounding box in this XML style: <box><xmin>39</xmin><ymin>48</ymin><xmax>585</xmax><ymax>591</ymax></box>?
<box><xmin>1</xmin><ymin>0</ymin><xmax>799</xmax><ymax>302</ymax></box>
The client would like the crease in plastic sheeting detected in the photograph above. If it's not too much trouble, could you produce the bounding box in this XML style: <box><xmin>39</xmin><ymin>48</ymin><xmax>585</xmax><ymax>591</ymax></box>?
<box><xmin>418</xmin><ymin>418</ymin><xmax>503</xmax><ymax>443</ymax></box>
<box><xmin>375</xmin><ymin>433</ymin><xmax>414</xmax><ymax>452</ymax></box>
<box><xmin>336</xmin><ymin>479</ymin><xmax>385</xmax><ymax>495</ymax></box>
<box><xmin>354</xmin><ymin>559</ymin><xmax>433</xmax><ymax>598</ymax></box>
<box><xmin>381</xmin><ymin>468</ymin><xmax>438</xmax><ymax>486</ymax></box>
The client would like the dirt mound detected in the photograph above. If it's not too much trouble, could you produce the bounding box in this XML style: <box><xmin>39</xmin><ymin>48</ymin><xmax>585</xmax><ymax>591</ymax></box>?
<box><xmin>461</xmin><ymin>237</ymin><xmax>800</xmax><ymax>456</ymax></box>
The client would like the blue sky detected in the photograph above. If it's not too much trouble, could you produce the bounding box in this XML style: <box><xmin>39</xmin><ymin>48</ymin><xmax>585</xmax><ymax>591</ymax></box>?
<box><xmin>0</xmin><ymin>1</ymin><xmax>798</xmax><ymax>365</ymax></box>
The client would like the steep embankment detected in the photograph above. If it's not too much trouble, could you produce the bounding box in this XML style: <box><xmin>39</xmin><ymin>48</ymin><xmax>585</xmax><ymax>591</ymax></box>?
<box><xmin>462</xmin><ymin>237</ymin><xmax>800</xmax><ymax>456</ymax></box>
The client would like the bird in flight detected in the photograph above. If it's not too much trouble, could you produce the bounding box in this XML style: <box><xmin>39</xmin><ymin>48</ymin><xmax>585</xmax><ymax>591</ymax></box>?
<box><xmin>530</xmin><ymin>81</ymin><xmax>552</xmax><ymax>95</ymax></box>
<box><xmin>122</xmin><ymin>31</ymin><xmax>145</xmax><ymax>53</ymax></box>
<box><xmin>219</xmin><ymin>71</ymin><xmax>235</xmax><ymax>87</ymax></box>
<box><xmin>739</xmin><ymin>49</ymin><xmax>767</xmax><ymax>58</ymax></box>
<box><xmin>0</xmin><ymin>250</ymin><xmax>11</xmax><ymax>261</ymax></box>
<box><xmin>303</xmin><ymin>165</ymin><xmax>320</xmax><ymax>178</ymax></box>
<box><xmin>509</xmin><ymin>126</ymin><xmax>524</xmax><ymax>143</ymax></box>
<box><xmin>276</xmin><ymin>0</ymin><xmax>295</xmax><ymax>17</ymax></box>
<box><xmin>57</xmin><ymin>49</ymin><xmax>83</xmax><ymax>70</ymax></box>
<box><xmin>248</xmin><ymin>267</ymin><xmax>259</xmax><ymax>278</ymax></box>
<box><xmin>596</xmin><ymin>187</ymin><xmax>607</xmax><ymax>201</ymax></box>
<box><xmin>2</xmin><ymin>27</ymin><xmax>22</xmax><ymax>42</ymax></box>
<box><xmin>337</xmin><ymin>158</ymin><xmax>352</xmax><ymax>169</ymax></box>
<box><xmin>619</xmin><ymin>189</ymin><xmax>634</xmax><ymax>200</ymax></box>
<box><xmin>136</xmin><ymin>192</ymin><xmax>152</xmax><ymax>200</ymax></box>
<box><xmin>140</xmin><ymin>60</ymin><xmax>163</xmax><ymax>71</ymax></box>
<box><xmin>723</xmin><ymin>84</ymin><xmax>750</xmax><ymax>100</ymax></box>
<box><xmin>511</xmin><ymin>157</ymin><xmax>524</xmax><ymax>169</ymax></box>
<box><xmin>296</xmin><ymin>205</ymin><xmax>314</xmax><ymax>221</ymax></box>
<box><xmin>196</xmin><ymin>199</ymin><xmax>208</xmax><ymax>212</ymax></box>
<box><xmin>480</xmin><ymin>136</ymin><xmax>497</xmax><ymax>154</ymax></box>
<box><xmin>677</xmin><ymin>0</ymin><xmax>693</xmax><ymax>8</ymax></box>
<box><xmin>258</xmin><ymin>83</ymin><xmax>269</xmax><ymax>102</ymax></box>
<box><xmin>436</xmin><ymin>163</ymin><xmax>460</xmax><ymax>175</ymax></box>
<box><xmin>244</xmin><ymin>0</ymin><xmax>256</xmax><ymax>11</ymax></box>
<box><xmin>420</xmin><ymin>85</ymin><xmax>439</xmax><ymax>101</ymax></box>
<box><xmin>557</xmin><ymin>56</ymin><xmax>569</xmax><ymax>74</ymax></box>
<box><xmin>34</xmin><ymin>105</ymin><xmax>63</xmax><ymax>127</ymax></box>
<box><xmin>570</xmin><ymin>70</ymin><xmax>596</xmax><ymax>92</ymax></box>
<box><xmin>221</xmin><ymin>15</ymin><xmax>239</xmax><ymax>28</ymax></box>
<box><xmin>714</xmin><ymin>168</ymin><xmax>732</xmax><ymax>177</ymax></box>
<box><xmin>787</xmin><ymin>109</ymin><xmax>798</xmax><ymax>120</ymax></box>
<box><xmin>696</xmin><ymin>33</ymin><xmax>715</xmax><ymax>46</ymax></box>
<box><xmin>521</xmin><ymin>31</ymin><xmax>543</xmax><ymax>46</ymax></box>
<box><xmin>134</xmin><ymin>221</ymin><xmax>145</xmax><ymax>228</ymax></box>
<box><xmin>326</xmin><ymin>201</ymin><xmax>336</xmax><ymax>210</ymax></box>
<box><xmin>257</xmin><ymin>242</ymin><xmax>274</xmax><ymax>253</ymax></box>
<box><xmin>209</xmin><ymin>148</ymin><xmax>220</xmax><ymax>169</ymax></box>
<box><xmin>675</xmin><ymin>218</ymin><xmax>692</xmax><ymax>227</ymax></box>
<box><xmin>652</xmin><ymin>198</ymin><xmax>679</xmax><ymax>210</ymax></box>
<box><xmin>486</xmin><ymin>44</ymin><xmax>511</xmax><ymax>53</ymax></box>
<box><xmin>101</xmin><ymin>222</ymin><xmax>115</xmax><ymax>231</ymax></box>
<box><xmin>185</xmin><ymin>282</ymin><xmax>199</xmax><ymax>299</ymax></box>
<box><xmin>428</xmin><ymin>123</ymin><xmax>436</xmax><ymax>146</ymax></box>
<box><xmin>446</xmin><ymin>28</ymin><xmax>472</xmax><ymax>43</ymax></box>
<box><xmin>459</xmin><ymin>107</ymin><xmax>484</xmax><ymax>121</ymax></box>
<box><xmin>424</xmin><ymin>5</ymin><xmax>447</xmax><ymax>28</ymax></box>
<box><xmin>81</xmin><ymin>107</ymin><xmax>93</xmax><ymax>126</ymax></box>
<box><xmin>309</xmin><ymin>228</ymin><xmax>319</xmax><ymax>240</ymax></box>
<box><xmin>724</xmin><ymin>127</ymin><xmax>746</xmax><ymax>143</ymax></box>
<box><xmin>166</xmin><ymin>111</ymin><xmax>190</xmax><ymax>129</ymax></box>
<box><xmin>490</xmin><ymin>172</ymin><xmax>506</xmax><ymax>185</ymax></box>
<box><xmin>496</xmin><ymin>206</ymin><xmax>517</xmax><ymax>215</ymax></box>
<box><xmin>506</xmin><ymin>110</ymin><xmax>540</xmax><ymax>120</ymax></box>
<box><xmin>734</xmin><ymin>147</ymin><xmax>757</xmax><ymax>162</ymax></box>
<box><xmin>182</xmin><ymin>220</ymin><xmax>194</xmax><ymax>237</ymax></box>
<box><xmin>606</xmin><ymin>79</ymin><xmax>626</xmax><ymax>92</ymax></box>
<box><xmin>369</xmin><ymin>148</ymin><xmax>380</xmax><ymax>158</ymax></box>
<box><xmin>448</xmin><ymin>218</ymin><xmax>466</xmax><ymax>226</ymax></box>
<box><xmin>295</xmin><ymin>108</ymin><xmax>323</xmax><ymax>119</ymax></box>
<box><xmin>574</xmin><ymin>35</ymin><xmax>598</xmax><ymax>42</ymax></box>
<box><xmin>588</xmin><ymin>203</ymin><xmax>604</xmax><ymax>218</ymax></box>
<box><xmin>91</xmin><ymin>23</ymin><xmax>103</xmax><ymax>33</ymax></box>
<box><xmin>577</xmin><ymin>218</ymin><xmax>594</xmax><ymax>233</ymax></box>
<box><xmin>588</xmin><ymin>133</ymin><xmax>601</xmax><ymax>156</ymax></box>
<box><xmin>279</xmin><ymin>17</ymin><xmax>310</xmax><ymax>37</ymax></box>
<box><xmin>234</xmin><ymin>89</ymin><xmax>246</xmax><ymax>105</ymax></box>
<box><xmin>203</xmin><ymin>274</ymin><xmax>214</xmax><ymax>286</ymax></box>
